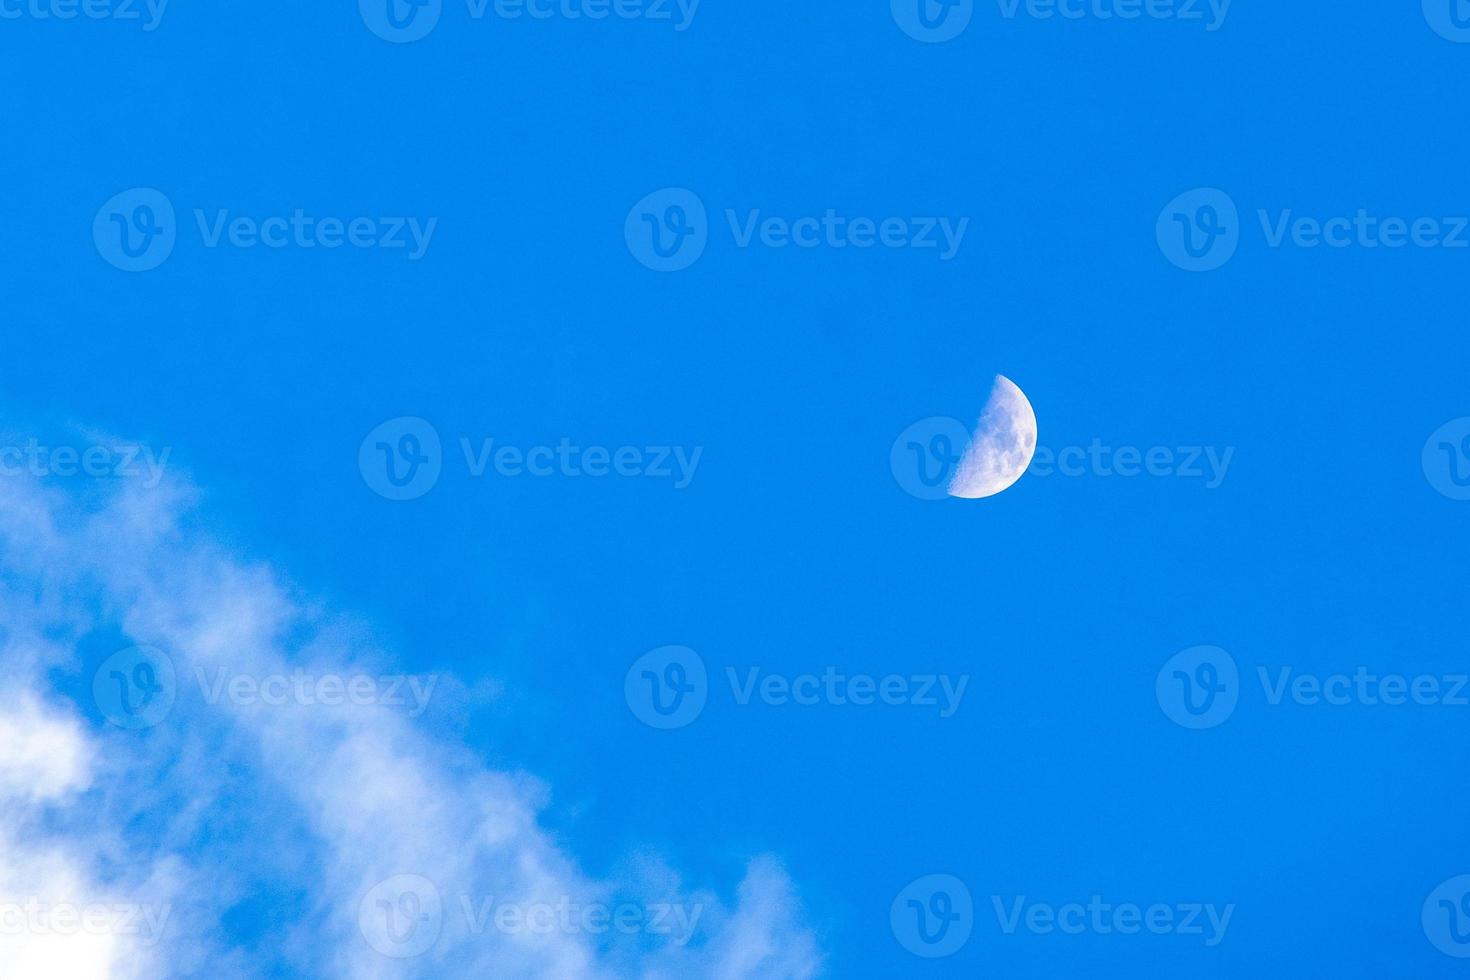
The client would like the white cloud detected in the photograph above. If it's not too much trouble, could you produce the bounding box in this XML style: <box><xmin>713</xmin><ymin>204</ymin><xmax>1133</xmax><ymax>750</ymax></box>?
<box><xmin>0</xmin><ymin>472</ymin><xmax>822</xmax><ymax>979</ymax></box>
<box><xmin>0</xmin><ymin>694</ymin><xmax>178</xmax><ymax>980</ymax></box>
<box><xmin>0</xmin><ymin>696</ymin><xmax>91</xmax><ymax>804</ymax></box>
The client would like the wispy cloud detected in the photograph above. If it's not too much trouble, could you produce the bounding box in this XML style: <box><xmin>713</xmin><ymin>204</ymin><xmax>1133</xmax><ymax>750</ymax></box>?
<box><xmin>0</xmin><ymin>467</ymin><xmax>821</xmax><ymax>978</ymax></box>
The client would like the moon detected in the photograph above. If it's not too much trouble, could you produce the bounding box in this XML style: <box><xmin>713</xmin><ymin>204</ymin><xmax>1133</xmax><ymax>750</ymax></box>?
<box><xmin>947</xmin><ymin>375</ymin><xmax>1038</xmax><ymax>499</ymax></box>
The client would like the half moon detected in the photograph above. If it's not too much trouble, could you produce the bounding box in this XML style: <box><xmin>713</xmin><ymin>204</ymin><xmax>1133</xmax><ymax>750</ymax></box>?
<box><xmin>947</xmin><ymin>375</ymin><xmax>1038</xmax><ymax>499</ymax></box>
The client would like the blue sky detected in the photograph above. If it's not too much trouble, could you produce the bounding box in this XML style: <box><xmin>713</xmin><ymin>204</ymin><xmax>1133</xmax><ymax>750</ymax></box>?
<box><xmin>4</xmin><ymin>1</ymin><xmax>1470</xmax><ymax>977</ymax></box>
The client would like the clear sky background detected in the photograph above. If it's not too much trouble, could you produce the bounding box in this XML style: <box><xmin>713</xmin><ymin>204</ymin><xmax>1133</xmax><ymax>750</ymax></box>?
<box><xmin>4</xmin><ymin>1</ymin><xmax>1470</xmax><ymax>977</ymax></box>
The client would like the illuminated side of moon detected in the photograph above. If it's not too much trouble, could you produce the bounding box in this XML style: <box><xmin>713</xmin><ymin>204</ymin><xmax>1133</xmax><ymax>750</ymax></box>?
<box><xmin>947</xmin><ymin>375</ymin><xmax>1038</xmax><ymax>500</ymax></box>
